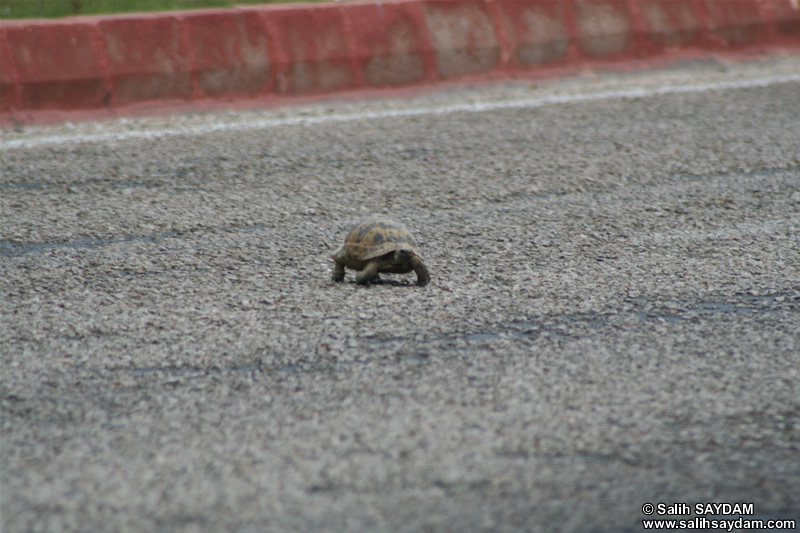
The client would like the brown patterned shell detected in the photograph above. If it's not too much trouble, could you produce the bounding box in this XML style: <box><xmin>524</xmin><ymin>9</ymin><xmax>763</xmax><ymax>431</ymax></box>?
<box><xmin>331</xmin><ymin>218</ymin><xmax>422</xmax><ymax>269</ymax></box>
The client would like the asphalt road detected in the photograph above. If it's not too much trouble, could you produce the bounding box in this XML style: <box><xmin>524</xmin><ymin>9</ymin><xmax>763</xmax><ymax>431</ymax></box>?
<box><xmin>2</xmin><ymin>57</ymin><xmax>800</xmax><ymax>533</ymax></box>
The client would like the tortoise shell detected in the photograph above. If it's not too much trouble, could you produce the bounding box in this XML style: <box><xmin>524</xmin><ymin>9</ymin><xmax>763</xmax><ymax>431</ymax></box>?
<box><xmin>331</xmin><ymin>217</ymin><xmax>421</xmax><ymax>270</ymax></box>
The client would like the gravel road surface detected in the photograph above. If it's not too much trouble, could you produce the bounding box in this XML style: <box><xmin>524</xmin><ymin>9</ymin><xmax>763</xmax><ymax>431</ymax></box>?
<box><xmin>2</xmin><ymin>57</ymin><xmax>800</xmax><ymax>532</ymax></box>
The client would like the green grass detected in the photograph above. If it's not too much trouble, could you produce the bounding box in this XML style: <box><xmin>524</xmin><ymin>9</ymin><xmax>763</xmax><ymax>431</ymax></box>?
<box><xmin>0</xmin><ymin>0</ymin><xmax>320</xmax><ymax>19</ymax></box>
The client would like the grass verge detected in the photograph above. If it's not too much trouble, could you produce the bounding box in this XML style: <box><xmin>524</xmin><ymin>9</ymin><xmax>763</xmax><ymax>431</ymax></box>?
<box><xmin>0</xmin><ymin>0</ymin><xmax>319</xmax><ymax>19</ymax></box>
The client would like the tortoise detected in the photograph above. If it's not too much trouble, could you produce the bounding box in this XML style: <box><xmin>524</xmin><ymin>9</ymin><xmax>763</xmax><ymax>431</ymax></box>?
<box><xmin>331</xmin><ymin>217</ymin><xmax>430</xmax><ymax>286</ymax></box>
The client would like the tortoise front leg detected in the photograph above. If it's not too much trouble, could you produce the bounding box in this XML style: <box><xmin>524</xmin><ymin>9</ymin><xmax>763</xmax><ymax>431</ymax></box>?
<box><xmin>411</xmin><ymin>256</ymin><xmax>430</xmax><ymax>286</ymax></box>
<box><xmin>331</xmin><ymin>261</ymin><xmax>346</xmax><ymax>282</ymax></box>
<box><xmin>356</xmin><ymin>260</ymin><xmax>380</xmax><ymax>285</ymax></box>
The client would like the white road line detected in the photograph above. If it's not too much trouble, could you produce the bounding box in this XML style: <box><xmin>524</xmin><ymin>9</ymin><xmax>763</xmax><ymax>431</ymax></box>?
<box><xmin>3</xmin><ymin>74</ymin><xmax>799</xmax><ymax>151</ymax></box>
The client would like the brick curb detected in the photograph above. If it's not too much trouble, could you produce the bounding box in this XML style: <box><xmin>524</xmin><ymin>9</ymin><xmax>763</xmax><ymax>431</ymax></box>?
<box><xmin>1</xmin><ymin>0</ymin><xmax>799</xmax><ymax>126</ymax></box>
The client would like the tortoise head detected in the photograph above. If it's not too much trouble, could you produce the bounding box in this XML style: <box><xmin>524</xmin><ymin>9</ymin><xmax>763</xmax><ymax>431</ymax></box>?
<box><xmin>394</xmin><ymin>248</ymin><xmax>414</xmax><ymax>263</ymax></box>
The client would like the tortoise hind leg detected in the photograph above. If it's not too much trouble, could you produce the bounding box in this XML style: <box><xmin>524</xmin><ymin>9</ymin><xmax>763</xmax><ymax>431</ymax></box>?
<box><xmin>412</xmin><ymin>256</ymin><xmax>430</xmax><ymax>286</ymax></box>
<box><xmin>356</xmin><ymin>260</ymin><xmax>381</xmax><ymax>285</ymax></box>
